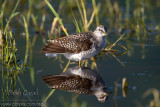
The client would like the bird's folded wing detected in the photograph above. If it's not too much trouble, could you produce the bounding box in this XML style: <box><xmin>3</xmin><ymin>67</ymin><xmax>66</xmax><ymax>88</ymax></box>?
<box><xmin>42</xmin><ymin>75</ymin><xmax>93</xmax><ymax>94</ymax></box>
<box><xmin>41</xmin><ymin>32</ymin><xmax>93</xmax><ymax>53</ymax></box>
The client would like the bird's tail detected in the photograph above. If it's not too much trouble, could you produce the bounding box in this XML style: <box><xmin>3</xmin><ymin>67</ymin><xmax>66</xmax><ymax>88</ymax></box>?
<box><xmin>42</xmin><ymin>75</ymin><xmax>68</xmax><ymax>88</ymax></box>
<box><xmin>41</xmin><ymin>43</ymin><xmax>73</xmax><ymax>54</ymax></box>
<box><xmin>45</xmin><ymin>53</ymin><xmax>57</xmax><ymax>57</ymax></box>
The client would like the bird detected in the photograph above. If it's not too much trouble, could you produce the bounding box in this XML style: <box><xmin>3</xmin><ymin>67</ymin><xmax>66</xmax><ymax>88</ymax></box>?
<box><xmin>41</xmin><ymin>66</ymin><xmax>109</xmax><ymax>102</ymax></box>
<box><xmin>41</xmin><ymin>25</ymin><xmax>108</xmax><ymax>66</ymax></box>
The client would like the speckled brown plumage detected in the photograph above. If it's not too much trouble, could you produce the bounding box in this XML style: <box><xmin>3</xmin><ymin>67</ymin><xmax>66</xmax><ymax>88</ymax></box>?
<box><xmin>41</xmin><ymin>25</ymin><xmax>107</xmax><ymax>61</ymax></box>
<box><xmin>42</xmin><ymin>75</ymin><xmax>93</xmax><ymax>94</ymax></box>
<box><xmin>41</xmin><ymin>32</ymin><xmax>93</xmax><ymax>54</ymax></box>
<box><xmin>41</xmin><ymin>66</ymin><xmax>109</xmax><ymax>102</ymax></box>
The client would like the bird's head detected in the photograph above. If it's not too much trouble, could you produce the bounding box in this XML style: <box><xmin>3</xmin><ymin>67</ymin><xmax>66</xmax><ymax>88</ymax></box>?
<box><xmin>95</xmin><ymin>91</ymin><xmax>109</xmax><ymax>103</ymax></box>
<box><xmin>94</xmin><ymin>25</ymin><xmax>108</xmax><ymax>37</ymax></box>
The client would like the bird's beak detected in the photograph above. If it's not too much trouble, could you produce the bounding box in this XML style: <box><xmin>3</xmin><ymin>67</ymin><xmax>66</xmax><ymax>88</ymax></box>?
<box><xmin>102</xmin><ymin>31</ymin><xmax>108</xmax><ymax>36</ymax></box>
<box><xmin>104</xmin><ymin>92</ymin><xmax>109</xmax><ymax>96</ymax></box>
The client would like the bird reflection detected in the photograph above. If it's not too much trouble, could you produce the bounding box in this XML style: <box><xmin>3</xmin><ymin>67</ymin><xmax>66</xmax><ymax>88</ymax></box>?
<box><xmin>42</xmin><ymin>66</ymin><xmax>109</xmax><ymax>102</ymax></box>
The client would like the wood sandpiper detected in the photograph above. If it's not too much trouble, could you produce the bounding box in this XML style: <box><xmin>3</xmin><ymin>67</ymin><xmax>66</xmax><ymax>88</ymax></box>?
<box><xmin>41</xmin><ymin>25</ymin><xmax>108</xmax><ymax>66</ymax></box>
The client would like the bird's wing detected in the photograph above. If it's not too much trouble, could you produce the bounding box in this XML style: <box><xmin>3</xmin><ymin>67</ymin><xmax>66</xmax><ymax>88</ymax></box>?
<box><xmin>41</xmin><ymin>32</ymin><xmax>93</xmax><ymax>54</ymax></box>
<box><xmin>42</xmin><ymin>75</ymin><xmax>93</xmax><ymax>94</ymax></box>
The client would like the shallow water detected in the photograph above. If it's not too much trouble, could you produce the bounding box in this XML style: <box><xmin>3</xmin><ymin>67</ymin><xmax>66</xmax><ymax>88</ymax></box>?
<box><xmin>1</xmin><ymin>38</ymin><xmax>158</xmax><ymax>107</ymax></box>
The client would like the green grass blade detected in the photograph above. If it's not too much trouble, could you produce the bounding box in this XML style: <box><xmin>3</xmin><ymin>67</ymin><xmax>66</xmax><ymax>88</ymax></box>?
<box><xmin>63</xmin><ymin>60</ymin><xmax>70</xmax><ymax>72</ymax></box>
<box><xmin>17</xmin><ymin>77</ymin><xmax>31</xmax><ymax>101</ymax></box>
<box><xmin>22</xmin><ymin>15</ymin><xmax>30</xmax><ymax>66</ymax></box>
<box><xmin>108</xmin><ymin>34</ymin><xmax>125</xmax><ymax>50</ymax></box>
<box><xmin>43</xmin><ymin>89</ymin><xmax>55</xmax><ymax>102</ymax></box>
<box><xmin>22</xmin><ymin>15</ymin><xmax>29</xmax><ymax>41</ymax></box>
<box><xmin>10</xmin><ymin>12</ymin><xmax>20</xmax><ymax>20</ymax></box>
<box><xmin>81</xmin><ymin>0</ymin><xmax>88</xmax><ymax>31</ymax></box>
<box><xmin>4</xmin><ymin>0</ymin><xmax>20</xmax><ymax>32</ymax></box>
<box><xmin>70</xmin><ymin>8</ymin><xmax>81</xmax><ymax>33</ymax></box>
<box><xmin>92</xmin><ymin>0</ymin><xmax>99</xmax><ymax>25</ymax></box>
<box><xmin>76</xmin><ymin>0</ymin><xmax>84</xmax><ymax>25</ymax></box>
<box><xmin>44</xmin><ymin>0</ymin><xmax>68</xmax><ymax>36</ymax></box>
<box><xmin>30</xmin><ymin>67</ymin><xmax>35</xmax><ymax>85</ymax></box>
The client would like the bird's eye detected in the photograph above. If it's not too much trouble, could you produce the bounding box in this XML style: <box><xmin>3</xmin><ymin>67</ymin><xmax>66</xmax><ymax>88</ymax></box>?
<box><xmin>99</xmin><ymin>29</ymin><xmax>101</xmax><ymax>31</ymax></box>
<box><xmin>100</xmin><ymin>96</ymin><xmax>104</xmax><ymax>99</ymax></box>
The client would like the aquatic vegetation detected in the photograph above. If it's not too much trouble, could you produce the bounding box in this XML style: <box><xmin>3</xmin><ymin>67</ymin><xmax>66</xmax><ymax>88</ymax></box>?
<box><xmin>0</xmin><ymin>0</ymin><xmax>33</xmax><ymax>100</ymax></box>
<box><xmin>0</xmin><ymin>1</ymin><xmax>21</xmax><ymax>100</ymax></box>
<box><xmin>44</xmin><ymin>0</ymin><xmax>68</xmax><ymax>36</ymax></box>
<box><xmin>0</xmin><ymin>0</ymin><xmax>21</xmax><ymax>72</ymax></box>
<box><xmin>143</xmin><ymin>88</ymin><xmax>160</xmax><ymax>107</ymax></box>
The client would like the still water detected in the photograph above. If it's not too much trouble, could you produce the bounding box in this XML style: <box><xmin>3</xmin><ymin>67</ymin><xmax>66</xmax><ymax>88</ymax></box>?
<box><xmin>5</xmin><ymin>37</ymin><xmax>158</xmax><ymax>107</ymax></box>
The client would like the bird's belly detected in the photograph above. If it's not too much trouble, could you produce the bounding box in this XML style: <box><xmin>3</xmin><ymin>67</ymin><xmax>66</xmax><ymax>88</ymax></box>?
<box><xmin>64</xmin><ymin>48</ymin><xmax>98</xmax><ymax>61</ymax></box>
<box><xmin>64</xmin><ymin>39</ymin><xmax>106</xmax><ymax>61</ymax></box>
<box><xmin>64</xmin><ymin>53</ymin><xmax>83</xmax><ymax>61</ymax></box>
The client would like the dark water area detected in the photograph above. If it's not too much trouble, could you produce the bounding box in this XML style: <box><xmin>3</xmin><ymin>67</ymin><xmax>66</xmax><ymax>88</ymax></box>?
<box><xmin>9</xmin><ymin>37</ymin><xmax>159</xmax><ymax>107</ymax></box>
<box><xmin>1</xmin><ymin>0</ymin><xmax>160</xmax><ymax>107</ymax></box>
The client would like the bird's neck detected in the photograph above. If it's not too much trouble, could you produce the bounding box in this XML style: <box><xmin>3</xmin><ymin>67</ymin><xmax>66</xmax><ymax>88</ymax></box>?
<box><xmin>93</xmin><ymin>32</ymin><xmax>104</xmax><ymax>41</ymax></box>
<box><xmin>93</xmin><ymin>35</ymin><xmax>106</xmax><ymax>45</ymax></box>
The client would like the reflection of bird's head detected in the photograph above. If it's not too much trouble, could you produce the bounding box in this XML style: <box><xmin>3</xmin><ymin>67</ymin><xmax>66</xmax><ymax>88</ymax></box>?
<box><xmin>95</xmin><ymin>91</ymin><xmax>109</xmax><ymax>103</ymax></box>
<box><xmin>94</xmin><ymin>25</ymin><xmax>108</xmax><ymax>37</ymax></box>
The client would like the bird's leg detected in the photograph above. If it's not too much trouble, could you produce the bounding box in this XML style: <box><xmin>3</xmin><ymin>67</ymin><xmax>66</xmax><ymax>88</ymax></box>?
<box><xmin>91</xmin><ymin>57</ymin><xmax>98</xmax><ymax>70</ymax></box>
<box><xmin>79</xmin><ymin>61</ymin><xmax>81</xmax><ymax>68</ymax></box>
<box><xmin>84</xmin><ymin>59</ymin><xmax>88</xmax><ymax>67</ymax></box>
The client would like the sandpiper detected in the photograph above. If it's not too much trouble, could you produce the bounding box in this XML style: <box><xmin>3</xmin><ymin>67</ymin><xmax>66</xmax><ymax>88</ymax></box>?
<box><xmin>41</xmin><ymin>25</ymin><xmax>107</xmax><ymax>65</ymax></box>
<box><xmin>42</xmin><ymin>66</ymin><xmax>109</xmax><ymax>102</ymax></box>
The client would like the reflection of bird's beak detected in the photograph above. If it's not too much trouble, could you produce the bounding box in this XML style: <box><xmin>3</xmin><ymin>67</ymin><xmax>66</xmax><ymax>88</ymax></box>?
<box><xmin>104</xmin><ymin>92</ymin><xmax>109</xmax><ymax>96</ymax></box>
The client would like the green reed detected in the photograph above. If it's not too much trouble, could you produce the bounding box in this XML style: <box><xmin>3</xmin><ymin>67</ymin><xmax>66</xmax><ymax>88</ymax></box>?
<box><xmin>22</xmin><ymin>15</ymin><xmax>30</xmax><ymax>66</ymax></box>
<box><xmin>0</xmin><ymin>0</ymin><xmax>34</xmax><ymax>100</ymax></box>
<box><xmin>0</xmin><ymin>0</ymin><xmax>20</xmax><ymax>70</ymax></box>
<box><xmin>44</xmin><ymin>0</ymin><xmax>69</xmax><ymax>36</ymax></box>
<box><xmin>43</xmin><ymin>89</ymin><xmax>55</xmax><ymax>103</ymax></box>
<box><xmin>4</xmin><ymin>0</ymin><xmax>20</xmax><ymax>33</ymax></box>
<box><xmin>75</xmin><ymin>0</ymin><xmax>97</xmax><ymax>31</ymax></box>
<box><xmin>0</xmin><ymin>0</ymin><xmax>20</xmax><ymax>99</ymax></box>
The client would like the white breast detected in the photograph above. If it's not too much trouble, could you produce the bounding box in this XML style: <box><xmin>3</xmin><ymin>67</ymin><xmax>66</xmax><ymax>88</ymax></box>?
<box><xmin>64</xmin><ymin>49</ymin><xmax>95</xmax><ymax>61</ymax></box>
